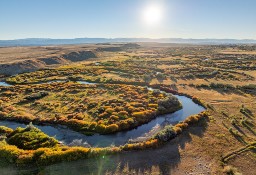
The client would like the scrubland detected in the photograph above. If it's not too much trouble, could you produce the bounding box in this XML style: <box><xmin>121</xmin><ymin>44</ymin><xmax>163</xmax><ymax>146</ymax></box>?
<box><xmin>0</xmin><ymin>43</ymin><xmax>255</xmax><ymax>174</ymax></box>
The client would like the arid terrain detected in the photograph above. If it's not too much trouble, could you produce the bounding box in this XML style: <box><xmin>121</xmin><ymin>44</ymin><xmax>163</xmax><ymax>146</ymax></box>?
<box><xmin>0</xmin><ymin>43</ymin><xmax>140</xmax><ymax>75</ymax></box>
<box><xmin>0</xmin><ymin>43</ymin><xmax>255</xmax><ymax>175</ymax></box>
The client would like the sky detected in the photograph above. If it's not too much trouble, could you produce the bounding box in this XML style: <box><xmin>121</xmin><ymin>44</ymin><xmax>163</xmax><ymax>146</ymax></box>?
<box><xmin>0</xmin><ymin>0</ymin><xmax>256</xmax><ymax>40</ymax></box>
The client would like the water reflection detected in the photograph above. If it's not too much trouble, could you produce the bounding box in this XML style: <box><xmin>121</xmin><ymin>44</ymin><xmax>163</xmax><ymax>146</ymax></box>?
<box><xmin>0</xmin><ymin>95</ymin><xmax>204</xmax><ymax>147</ymax></box>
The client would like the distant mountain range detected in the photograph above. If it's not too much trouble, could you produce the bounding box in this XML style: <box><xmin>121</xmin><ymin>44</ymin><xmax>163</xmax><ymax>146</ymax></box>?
<box><xmin>0</xmin><ymin>38</ymin><xmax>256</xmax><ymax>46</ymax></box>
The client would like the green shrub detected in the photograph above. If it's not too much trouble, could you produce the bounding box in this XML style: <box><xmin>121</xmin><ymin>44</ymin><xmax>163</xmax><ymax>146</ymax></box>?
<box><xmin>154</xmin><ymin>125</ymin><xmax>177</xmax><ymax>142</ymax></box>
<box><xmin>24</xmin><ymin>91</ymin><xmax>49</xmax><ymax>101</ymax></box>
<box><xmin>0</xmin><ymin>126</ymin><xmax>13</xmax><ymax>135</ymax></box>
<box><xmin>7</xmin><ymin>124</ymin><xmax>58</xmax><ymax>150</ymax></box>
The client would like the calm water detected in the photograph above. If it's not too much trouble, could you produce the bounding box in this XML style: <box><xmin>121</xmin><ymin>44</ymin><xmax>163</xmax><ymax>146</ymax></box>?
<box><xmin>0</xmin><ymin>80</ymin><xmax>96</xmax><ymax>86</ymax></box>
<box><xmin>0</xmin><ymin>80</ymin><xmax>205</xmax><ymax>147</ymax></box>
<box><xmin>0</xmin><ymin>81</ymin><xmax>205</xmax><ymax>174</ymax></box>
<box><xmin>0</xmin><ymin>95</ymin><xmax>204</xmax><ymax>147</ymax></box>
<box><xmin>77</xmin><ymin>81</ymin><xmax>97</xmax><ymax>85</ymax></box>
<box><xmin>0</xmin><ymin>82</ymin><xmax>11</xmax><ymax>86</ymax></box>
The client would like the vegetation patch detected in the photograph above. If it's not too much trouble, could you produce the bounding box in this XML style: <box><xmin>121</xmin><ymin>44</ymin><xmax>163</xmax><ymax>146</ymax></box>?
<box><xmin>6</xmin><ymin>123</ymin><xmax>58</xmax><ymax>150</ymax></box>
<box><xmin>0</xmin><ymin>110</ymin><xmax>209</xmax><ymax>166</ymax></box>
<box><xmin>0</xmin><ymin>83</ymin><xmax>182</xmax><ymax>134</ymax></box>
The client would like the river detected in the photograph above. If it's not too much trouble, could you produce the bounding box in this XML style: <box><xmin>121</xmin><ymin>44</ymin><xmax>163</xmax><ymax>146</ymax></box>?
<box><xmin>0</xmin><ymin>81</ymin><xmax>206</xmax><ymax>174</ymax></box>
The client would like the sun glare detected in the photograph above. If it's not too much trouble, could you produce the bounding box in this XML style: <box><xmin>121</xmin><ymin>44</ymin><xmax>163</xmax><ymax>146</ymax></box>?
<box><xmin>143</xmin><ymin>4</ymin><xmax>163</xmax><ymax>25</ymax></box>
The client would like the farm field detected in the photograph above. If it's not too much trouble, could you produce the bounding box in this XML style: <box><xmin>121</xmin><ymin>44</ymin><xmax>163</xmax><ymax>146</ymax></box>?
<box><xmin>0</xmin><ymin>43</ymin><xmax>255</xmax><ymax>175</ymax></box>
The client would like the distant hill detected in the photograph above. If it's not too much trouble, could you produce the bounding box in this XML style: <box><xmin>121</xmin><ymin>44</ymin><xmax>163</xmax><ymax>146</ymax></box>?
<box><xmin>0</xmin><ymin>38</ymin><xmax>256</xmax><ymax>47</ymax></box>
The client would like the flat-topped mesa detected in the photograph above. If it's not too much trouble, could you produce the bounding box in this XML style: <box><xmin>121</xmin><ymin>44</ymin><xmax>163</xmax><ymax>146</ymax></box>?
<box><xmin>0</xmin><ymin>50</ymin><xmax>97</xmax><ymax>76</ymax></box>
<box><xmin>62</xmin><ymin>51</ymin><xmax>97</xmax><ymax>62</ymax></box>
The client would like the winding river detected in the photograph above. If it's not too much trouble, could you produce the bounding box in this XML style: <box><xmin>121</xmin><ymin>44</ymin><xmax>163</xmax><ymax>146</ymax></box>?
<box><xmin>0</xmin><ymin>81</ymin><xmax>205</xmax><ymax>147</ymax></box>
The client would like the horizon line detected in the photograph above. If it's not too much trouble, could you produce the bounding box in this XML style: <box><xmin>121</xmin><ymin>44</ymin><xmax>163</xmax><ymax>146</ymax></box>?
<box><xmin>0</xmin><ymin>37</ymin><xmax>256</xmax><ymax>41</ymax></box>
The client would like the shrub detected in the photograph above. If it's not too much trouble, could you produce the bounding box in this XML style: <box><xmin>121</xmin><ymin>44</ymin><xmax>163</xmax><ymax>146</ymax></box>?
<box><xmin>0</xmin><ymin>126</ymin><xmax>13</xmax><ymax>134</ymax></box>
<box><xmin>173</xmin><ymin>126</ymin><xmax>182</xmax><ymax>134</ymax></box>
<box><xmin>0</xmin><ymin>143</ymin><xmax>23</xmax><ymax>163</ymax></box>
<box><xmin>24</xmin><ymin>91</ymin><xmax>49</xmax><ymax>101</ymax></box>
<box><xmin>105</xmin><ymin>124</ymin><xmax>119</xmax><ymax>133</ymax></box>
<box><xmin>156</xmin><ymin>73</ymin><xmax>165</xmax><ymax>80</ymax></box>
<box><xmin>143</xmin><ymin>75</ymin><xmax>152</xmax><ymax>83</ymax></box>
<box><xmin>175</xmin><ymin>122</ymin><xmax>188</xmax><ymax>130</ymax></box>
<box><xmin>184</xmin><ymin>115</ymin><xmax>199</xmax><ymax>124</ymax></box>
<box><xmin>223</xmin><ymin>165</ymin><xmax>241</xmax><ymax>175</ymax></box>
<box><xmin>118</xmin><ymin>111</ymin><xmax>129</xmax><ymax>117</ymax></box>
<box><xmin>109</xmin><ymin>115</ymin><xmax>119</xmax><ymax>121</ymax></box>
<box><xmin>157</xmin><ymin>96</ymin><xmax>181</xmax><ymax>114</ymax></box>
<box><xmin>154</xmin><ymin>125</ymin><xmax>177</xmax><ymax>142</ymax></box>
<box><xmin>148</xmin><ymin>104</ymin><xmax>158</xmax><ymax>108</ymax></box>
<box><xmin>0</xmin><ymin>111</ymin><xmax>8</xmax><ymax>119</ymax></box>
<box><xmin>105</xmin><ymin>108</ymin><xmax>115</xmax><ymax>114</ymax></box>
<box><xmin>122</xmin><ymin>139</ymin><xmax>159</xmax><ymax>151</ymax></box>
<box><xmin>132</xmin><ymin>111</ymin><xmax>146</xmax><ymax>118</ymax></box>
<box><xmin>95</xmin><ymin>124</ymin><xmax>106</xmax><ymax>133</ymax></box>
<box><xmin>7</xmin><ymin>124</ymin><xmax>58</xmax><ymax>150</ymax></box>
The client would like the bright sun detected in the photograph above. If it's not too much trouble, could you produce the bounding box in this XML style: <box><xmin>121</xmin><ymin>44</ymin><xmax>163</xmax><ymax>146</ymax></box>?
<box><xmin>143</xmin><ymin>4</ymin><xmax>163</xmax><ymax>25</ymax></box>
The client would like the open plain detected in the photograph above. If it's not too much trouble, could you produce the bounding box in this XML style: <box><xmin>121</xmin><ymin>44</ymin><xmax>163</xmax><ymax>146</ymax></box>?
<box><xmin>0</xmin><ymin>43</ymin><xmax>255</xmax><ymax>175</ymax></box>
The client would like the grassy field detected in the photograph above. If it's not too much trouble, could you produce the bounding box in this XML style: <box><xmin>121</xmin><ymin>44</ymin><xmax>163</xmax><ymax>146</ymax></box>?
<box><xmin>0</xmin><ymin>43</ymin><xmax>255</xmax><ymax>174</ymax></box>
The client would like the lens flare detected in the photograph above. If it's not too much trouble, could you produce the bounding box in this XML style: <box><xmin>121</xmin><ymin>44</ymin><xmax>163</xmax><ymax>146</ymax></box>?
<box><xmin>142</xmin><ymin>4</ymin><xmax>163</xmax><ymax>25</ymax></box>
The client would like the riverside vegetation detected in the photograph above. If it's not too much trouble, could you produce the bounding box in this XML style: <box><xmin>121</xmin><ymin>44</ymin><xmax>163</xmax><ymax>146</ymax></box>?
<box><xmin>0</xmin><ymin>83</ymin><xmax>182</xmax><ymax>135</ymax></box>
<box><xmin>0</xmin><ymin>63</ymin><xmax>209</xmax><ymax>166</ymax></box>
<box><xmin>0</xmin><ymin>43</ymin><xmax>255</xmax><ymax>174</ymax></box>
